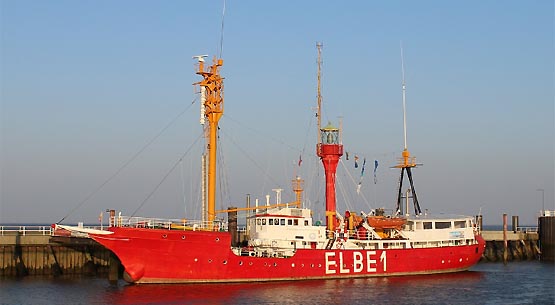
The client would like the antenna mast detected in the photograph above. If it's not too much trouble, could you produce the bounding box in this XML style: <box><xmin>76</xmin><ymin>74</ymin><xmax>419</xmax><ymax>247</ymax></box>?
<box><xmin>316</xmin><ymin>42</ymin><xmax>323</xmax><ymax>144</ymax></box>
<box><xmin>401</xmin><ymin>42</ymin><xmax>408</xmax><ymax>150</ymax></box>
<box><xmin>394</xmin><ymin>43</ymin><xmax>422</xmax><ymax>216</ymax></box>
<box><xmin>315</xmin><ymin>42</ymin><xmax>344</xmax><ymax>235</ymax></box>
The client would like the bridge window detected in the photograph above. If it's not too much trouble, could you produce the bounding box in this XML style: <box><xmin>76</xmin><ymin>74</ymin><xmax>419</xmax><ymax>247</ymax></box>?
<box><xmin>288</xmin><ymin>219</ymin><xmax>293</xmax><ymax>225</ymax></box>
<box><xmin>280</xmin><ymin>219</ymin><xmax>286</xmax><ymax>226</ymax></box>
<box><xmin>436</xmin><ymin>222</ymin><xmax>451</xmax><ymax>229</ymax></box>
<box><xmin>274</xmin><ymin>219</ymin><xmax>279</xmax><ymax>225</ymax></box>
<box><xmin>294</xmin><ymin>219</ymin><xmax>299</xmax><ymax>226</ymax></box>
<box><xmin>262</xmin><ymin>219</ymin><xmax>266</xmax><ymax>225</ymax></box>
<box><xmin>257</xmin><ymin>219</ymin><xmax>261</xmax><ymax>225</ymax></box>
<box><xmin>269</xmin><ymin>219</ymin><xmax>273</xmax><ymax>225</ymax></box>
<box><xmin>423</xmin><ymin>222</ymin><xmax>432</xmax><ymax>230</ymax></box>
<box><xmin>304</xmin><ymin>220</ymin><xmax>309</xmax><ymax>226</ymax></box>
<box><xmin>454</xmin><ymin>221</ymin><xmax>466</xmax><ymax>228</ymax></box>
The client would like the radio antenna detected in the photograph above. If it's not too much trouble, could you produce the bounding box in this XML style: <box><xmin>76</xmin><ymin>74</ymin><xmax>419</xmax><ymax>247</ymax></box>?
<box><xmin>401</xmin><ymin>41</ymin><xmax>408</xmax><ymax>150</ymax></box>
<box><xmin>218</xmin><ymin>0</ymin><xmax>226</xmax><ymax>58</ymax></box>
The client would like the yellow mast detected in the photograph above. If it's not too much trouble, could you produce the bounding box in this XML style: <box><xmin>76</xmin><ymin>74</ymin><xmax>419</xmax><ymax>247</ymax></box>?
<box><xmin>195</xmin><ymin>57</ymin><xmax>224</xmax><ymax>225</ymax></box>
<box><xmin>216</xmin><ymin>177</ymin><xmax>304</xmax><ymax>214</ymax></box>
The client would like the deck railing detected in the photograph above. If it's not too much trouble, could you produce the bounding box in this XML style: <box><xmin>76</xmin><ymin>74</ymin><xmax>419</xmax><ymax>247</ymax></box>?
<box><xmin>112</xmin><ymin>216</ymin><xmax>228</xmax><ymax>231</ymax></box>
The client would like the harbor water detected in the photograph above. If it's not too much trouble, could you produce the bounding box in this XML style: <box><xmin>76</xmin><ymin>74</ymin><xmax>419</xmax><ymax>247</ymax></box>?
<box><xmin>1</xmin><ymin>261</ymin><xmax>553</xmax><ymax>305</ymax></box>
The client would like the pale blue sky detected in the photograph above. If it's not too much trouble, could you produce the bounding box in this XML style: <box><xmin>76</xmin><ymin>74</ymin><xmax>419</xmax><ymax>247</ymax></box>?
<box><xmin>1</xmin><ymin>0</ymin><xmax>553</xmax><ymax>225</ymax></box>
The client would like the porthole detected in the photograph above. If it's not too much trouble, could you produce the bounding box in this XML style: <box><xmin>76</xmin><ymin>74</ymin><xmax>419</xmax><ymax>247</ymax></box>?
<box><xmin>239</xmin><ymin>261</ymin><xmax>243</xmax><ymax>266</ymax></box>
<box><xmin>208</xmin><ymin>259</ymin><xmax>212</xmax><ymax>263</ymax></box>
<box><xmin>223</xmin><ymin>260</ymin><xmax>228</xmax><ymax>265</ymax></box>
<box><xmin>181</xmin><ymin>235</ymin><xmax>186</xmax><ymax>240</ymax></box>
<box><xmin>162</xmin><ymin>234</ymin><xmax>167</xmax><ymax>239</ymax></box>
<box><xmin>215</xmin><ymin>237</ymin><xmax>220</xmax><ymax>242</ymax></box>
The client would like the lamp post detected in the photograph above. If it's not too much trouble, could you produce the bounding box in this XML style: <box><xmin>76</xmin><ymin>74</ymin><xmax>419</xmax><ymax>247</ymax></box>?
<box><xmin>536</xmin><ymin>188</ymin><xmax>545</xmax><ymax>216</ymax></box>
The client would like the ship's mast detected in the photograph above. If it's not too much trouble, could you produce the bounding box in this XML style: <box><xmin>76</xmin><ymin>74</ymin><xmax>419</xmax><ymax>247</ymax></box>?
<box><xmin>194</xmin><ymin>55</ymin><xmax>209</xmax><ymax>224</ymax></box>
<box><xmin>195</xmin><ymin>56</ymin><xmax>224</xmax><ymax>226</ymax></box>
<box><xmin>316</xmin><ymin>42</ymin><xmax>323</xmax><ymax>144</ymax></box>
<box><xmin>315</xmin><ymin>43</ymin><xmax>343</xmax><ymax>235</ymax></box>
<box><xmin>394</xmin><ymin>44</ymin><xmax>421</xmax><ymax>216</ymax></box>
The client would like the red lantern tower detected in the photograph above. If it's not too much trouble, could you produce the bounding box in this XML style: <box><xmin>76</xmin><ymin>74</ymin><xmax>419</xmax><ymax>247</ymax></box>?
<box><xmin>317</xmin><ymin>122</ymin><xmax>343</xmax><ymax>234</ymax></box>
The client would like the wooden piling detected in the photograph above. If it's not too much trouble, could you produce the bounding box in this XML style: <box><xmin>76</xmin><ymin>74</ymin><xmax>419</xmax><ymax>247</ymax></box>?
<box><xmin>503</xmin><ymin>213</ymin><xmax>508</xmax><ymax>264</ymax></box>
<box><xmin>108</xmin><ymin>253</ymin><xmax>120</xmax><ymax>284</ymax></box>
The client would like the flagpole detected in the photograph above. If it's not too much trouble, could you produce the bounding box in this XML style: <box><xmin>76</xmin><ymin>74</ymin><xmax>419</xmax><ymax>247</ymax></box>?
<box><xmin>373</xmin><ymin>176</ymin><xmax>377</xmax><ymax>208</ymax></box>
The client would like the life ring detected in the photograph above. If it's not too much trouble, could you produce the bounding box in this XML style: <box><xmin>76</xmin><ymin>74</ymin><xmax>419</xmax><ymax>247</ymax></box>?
<box><xmin>336</xmin><ymin>230</ymin><xmax>347</xmax><ymax>242</ymax></box>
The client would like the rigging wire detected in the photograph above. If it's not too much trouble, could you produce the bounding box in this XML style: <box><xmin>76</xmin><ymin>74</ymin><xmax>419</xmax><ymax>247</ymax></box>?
<box><xmin>223</xmin><ymin>114</ymin><xmax>300</xmax><ymax>152</ymax></box>
<box><xmin>180</xmin><ymin>156</ymin><xmax>187</xmax><ymax>216</ymax></box>
<box><xmin>219</xmin><ymin>128</ymin><xmax>282</xmax><ymax>187</ymax></box>
<box><xmin>336</xmin><ymin>174</ymin><xmax>353</xmax><ymax>212</ymax></box>
<box><xmin>339</xmin><ymin>159</ymin><xmax>373</xmax><ymax>211</ymax></box>
<box><xmin>296</xmin><ymin>111</ymin><xmax>315</xmax><ymax>178</ymax></box>
<box><xmin>130</xmin><ymin>131</ymin><xmax>204</xmax><ymax>217</ymax></box>
<box><xmin>217</xmin><ymin>130</ymin><xmax>232</xmax><ymax>210</ymax></box>
<box><xmin>57</xmin><ymin>98</ymin><xmax>198</xmax><ymax>224</ymax></box>
<box><xmin>306</xmin><ymin>154</ymin><xmax>322</xmax><ymax>212</ymax></box>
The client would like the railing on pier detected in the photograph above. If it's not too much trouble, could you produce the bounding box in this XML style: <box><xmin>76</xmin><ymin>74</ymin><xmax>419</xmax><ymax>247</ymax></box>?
<box><xmin>517</xmin><ymin>226</ymin><xmax>538</xmax><ymax>233</ymax></box>
<box><xmin>0</xmin><ymin>226</ymin><xmax>53</xmax><ymax>236</ymax></box>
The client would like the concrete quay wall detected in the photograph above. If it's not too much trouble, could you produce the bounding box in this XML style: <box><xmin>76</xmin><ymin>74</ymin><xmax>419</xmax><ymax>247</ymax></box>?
<box><xmin>0</xmin><ymin>235</ymin><xmax>120</xmax><ymax>278</ymax></box>
<box><xmin>480</xmin><ymin>231</ymin><xmax>541</xmax><ymax>262</ymax></box>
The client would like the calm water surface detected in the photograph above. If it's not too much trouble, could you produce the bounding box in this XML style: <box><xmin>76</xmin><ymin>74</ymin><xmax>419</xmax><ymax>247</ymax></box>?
<box><xmin>1</xmin><ymin>261</ymin><xmax>553</xmax><ymax>305</ymax></box>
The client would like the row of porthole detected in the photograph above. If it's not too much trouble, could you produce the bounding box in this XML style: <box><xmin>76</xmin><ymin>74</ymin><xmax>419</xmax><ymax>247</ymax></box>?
<box><xmin>160</xmin><ymin>234</ymin><xmax>220</xmax><ymax>242</ymax></box>
<box><xmin>441</xmin><ymin>257</ymin><xmax>468</xmax><ymax>264</ymax></box>
<box><xmin>194</xmin><ymin>260</ymin><xmax>359</xmax><ymax>270</ymax></box>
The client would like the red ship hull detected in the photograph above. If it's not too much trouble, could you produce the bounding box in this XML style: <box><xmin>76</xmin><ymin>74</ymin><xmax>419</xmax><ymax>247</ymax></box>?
<box><xmin>91</xmin><ymin>227</ymin><xmax>485</xmax><ymax>283</ymax></box>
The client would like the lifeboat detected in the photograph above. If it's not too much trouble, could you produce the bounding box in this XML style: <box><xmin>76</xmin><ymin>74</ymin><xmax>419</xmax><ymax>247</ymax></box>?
<box><xmin>367</xmin><ymin>216</ymin><xmax>407</xmax><ymax>230</ymax></box>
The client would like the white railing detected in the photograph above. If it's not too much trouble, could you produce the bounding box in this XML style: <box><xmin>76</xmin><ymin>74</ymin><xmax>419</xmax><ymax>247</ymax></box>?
<box><xmin>112</xmin><ymin>216</ymin><xmax>228</xmax><ymax>231</ymax></box>
<box><xmin>518</xmin><ymin>226</ymin><xmax>538</xmax><ymax>233</ymax></box>
<box><xmin>0</xmin><ymin>226</ymin><xmax>53</xmax><ymax>236</ymax></box>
